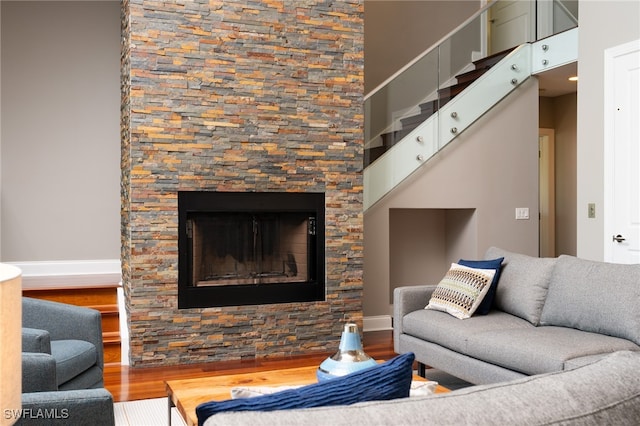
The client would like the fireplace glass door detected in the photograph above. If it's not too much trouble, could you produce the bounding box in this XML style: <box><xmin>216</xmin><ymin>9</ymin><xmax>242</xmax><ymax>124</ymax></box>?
<box><xmin>189</xmin><ymin>212</ymin><xmax>314</xmax><ymax>287</ymax></box>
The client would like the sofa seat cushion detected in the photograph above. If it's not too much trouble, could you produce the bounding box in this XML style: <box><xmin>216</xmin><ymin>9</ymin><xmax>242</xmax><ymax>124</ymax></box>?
<box><xmin>403</xmin><ymin>309</ymin><xmax>533</xmax><ymax>355</ymax></box>
<box><xmin>540</xmin><ymin>255</ymin><xmax>640</xmax><ymax>345</ymax></box>
<box><xmin>465</xmin><ymin>326</ymin><xmax>640</xmax><ymax>376</ymax></box>
<box><xmin>51</xmin><ymin>340</ymin><xmax>97</xmax><ymax>386</ymax></box>
<box><xmin>485</xmin><ymin>247</ymin><xmax>556</xmax><ymax>325</ymax></box>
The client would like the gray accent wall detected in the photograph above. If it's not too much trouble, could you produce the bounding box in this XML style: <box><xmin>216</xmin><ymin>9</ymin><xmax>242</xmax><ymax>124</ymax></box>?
<box><xmin>0</xmin><ymin>1</ymin><xmax>121</xmax><ymax>261</ymax></box>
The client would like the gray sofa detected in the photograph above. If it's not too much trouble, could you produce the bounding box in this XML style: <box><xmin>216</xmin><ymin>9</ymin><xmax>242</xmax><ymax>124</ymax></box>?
<box><xmin>20</xmin><ymin>297</ymin><xmax>114</xmax><ymax>426</ymax></box>
<box><xmin>203</xmin><ymin>351</ymin><xmax>640</xmax><ymax>425</ymax></box>
<box><xmin>394</xmin><ymin>247</ymin><xmax>640</xmax><ymax>385</ymax></box>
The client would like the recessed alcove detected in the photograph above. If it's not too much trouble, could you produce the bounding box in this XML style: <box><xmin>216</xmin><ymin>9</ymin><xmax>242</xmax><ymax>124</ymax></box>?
<box><xmin>389</xmin><ymin>208</ymin><xmax>477</xmax><ymax>302</ymax></box>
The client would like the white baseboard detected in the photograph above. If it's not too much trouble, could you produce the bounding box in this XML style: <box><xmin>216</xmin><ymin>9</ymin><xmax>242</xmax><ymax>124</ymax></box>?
<box><xmin>363</xmin><ymin>315</ymin><xmax>393</xmax><ymax>332</ymax></box>
<box><xmin>9</xmin><ymin>259</ymin><xmax>121</xmax><ymax>290</ymax></box>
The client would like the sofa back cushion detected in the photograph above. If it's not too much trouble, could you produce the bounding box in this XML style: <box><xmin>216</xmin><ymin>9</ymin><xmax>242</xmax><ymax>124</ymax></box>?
<box><xmin>540</xmin><ymin>255</ymin><xmax>640</xmax><ymax>345</ymax></box>
<box><xmin>485</xmin><ymin>247</ymin><xmax>556</xmax><ymax>325</ymax></box>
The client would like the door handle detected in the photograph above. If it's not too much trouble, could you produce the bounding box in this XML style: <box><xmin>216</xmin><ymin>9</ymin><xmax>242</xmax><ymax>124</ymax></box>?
<box><xmin>612</xmin><ymin>234</ymin><xmax>626</xmax><ymax>243</ymax></box>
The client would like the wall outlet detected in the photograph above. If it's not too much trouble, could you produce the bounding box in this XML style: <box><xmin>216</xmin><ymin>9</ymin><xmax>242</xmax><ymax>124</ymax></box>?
<box><xmin>588</xmin><ymin>203</ymin><xmax>596</xmax><ymax>218</ymax></box>
<box><xmin>515</xmin><ymin>207</ymin><xmax>530</xmax><ymax>220</ymax></box>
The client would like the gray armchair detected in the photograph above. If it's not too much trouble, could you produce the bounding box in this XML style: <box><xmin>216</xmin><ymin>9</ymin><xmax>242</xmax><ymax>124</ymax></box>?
<box><xmin>22</xmin><ymin>297</ymin><xmax>104</xmax><ymax>390</ymax></box>
<box><xmin>20</xmin><ymin>297</ymin><xmax>114</xmax><ymax>426</ymax></box>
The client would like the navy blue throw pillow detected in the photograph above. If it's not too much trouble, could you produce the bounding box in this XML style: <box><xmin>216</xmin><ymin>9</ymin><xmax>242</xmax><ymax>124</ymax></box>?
<box><xmin>458</xmin><ymin>257</ymin><xmax>504</xmax><ymax>315</ymax></box>
<box><xmin>196</xmin><ymin>352</ymin><xmax>415</xmax><ymax>424</ymax></box>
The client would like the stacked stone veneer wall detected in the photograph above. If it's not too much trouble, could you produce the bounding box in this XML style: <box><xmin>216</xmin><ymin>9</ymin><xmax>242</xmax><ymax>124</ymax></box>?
<box><xmin>120</xmin><ymin>0</ymin><xmax>364</xmax><ymax>366</ymax></box>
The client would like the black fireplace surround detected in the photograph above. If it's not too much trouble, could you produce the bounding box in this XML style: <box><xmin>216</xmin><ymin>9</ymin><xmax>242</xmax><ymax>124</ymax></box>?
<box><xmin>178</xmin><ymin>191</ymin><xmax>326</xmax><ymax>308</ymax></box>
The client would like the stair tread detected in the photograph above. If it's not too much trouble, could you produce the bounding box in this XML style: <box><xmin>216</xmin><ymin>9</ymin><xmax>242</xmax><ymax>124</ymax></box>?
<box><xmin>380</xmin><ymin>128</ymin><xmax>414</xmax><ymax>144</ymax></box>
<box><xmin>472</xmin><ymin>47</ymin><xmax>516</xmax><ymax>68</ymax></box>
<box><xmin>456</xmin><ymin>67</ymin><xmax>490</xmax><ymax>83</ymax></box>
<box><xmin>401</xmin><ymin>111</ymin><xmax>433</xmax><ymax>127</ymax></box>
<box><xmin>92</xmin><ymin>305</ymin><xmax>119</xmax><ymax>312</ymax></box>
<box><xmin>438</xmin><ymin>80</ymin><xmax>472</xmax><ymax>97</ymax></box>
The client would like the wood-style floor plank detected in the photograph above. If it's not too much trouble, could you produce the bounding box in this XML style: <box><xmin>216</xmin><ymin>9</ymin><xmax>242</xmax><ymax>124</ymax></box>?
<box><xmin>105</xmin><ymin>330</ymin><xmax>396</xmax><ymax>402</ymax></box>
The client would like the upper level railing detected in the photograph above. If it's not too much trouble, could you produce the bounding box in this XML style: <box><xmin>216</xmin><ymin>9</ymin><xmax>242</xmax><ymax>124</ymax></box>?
<box><xmin>363</xmin><ymin>0</ymin><xmax>578</xmax><ymax>211</ymax></box>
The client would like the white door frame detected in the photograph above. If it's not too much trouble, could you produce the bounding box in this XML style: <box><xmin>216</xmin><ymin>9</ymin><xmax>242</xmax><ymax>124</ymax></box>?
<box><xmin>603</xmin><ymin>39</ymin><xmax>640</xmax><ymax>263</ymax></box>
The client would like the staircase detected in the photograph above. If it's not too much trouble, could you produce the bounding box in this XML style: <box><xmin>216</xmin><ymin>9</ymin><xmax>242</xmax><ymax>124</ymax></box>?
<box><xmin>363</xmin><ymin>27</ymin><xmax>578</xmax><ymax>211</ymax></box>
<box><xmin>22</xmin><ymin>285</ymin><xmax>122</xmax><ymax>364</ymax></box>
<box><xmin>364</xmin><ymin>48</ymin><xmax>515</xmax><ymax>168</ymax></box>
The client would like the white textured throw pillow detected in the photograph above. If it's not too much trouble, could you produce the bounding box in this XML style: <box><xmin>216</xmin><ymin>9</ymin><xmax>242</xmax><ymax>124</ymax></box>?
<box><xmin>231</xmin><ymin>380</ymin><xmax>438</xmax><ymax>399</ymax></box>
<box><xmin>426</xmin><ymin>263</ymin><xmax>496</xmax><ymax>319</ymax></box>
<box><xmin>231</xmin><ymin>386</ymin><xmax>302</xmax><ymax>399</ymax></box>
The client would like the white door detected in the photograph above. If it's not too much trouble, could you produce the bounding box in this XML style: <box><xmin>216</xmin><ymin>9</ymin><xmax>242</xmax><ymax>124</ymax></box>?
<box><xmin>604</xmin><ymin>40</ymin><xmax>640</xmax><ymax>264</ymax></box>
<box><xmin>489</xmin><ymin>0</ymin><xmax>535</xmax><ymax>54</ymax></box>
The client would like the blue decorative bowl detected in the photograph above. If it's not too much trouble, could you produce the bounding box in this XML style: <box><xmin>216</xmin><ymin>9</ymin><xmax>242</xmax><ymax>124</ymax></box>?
<box><xmin>317</xmin><ymin>323</ymin><xmax>378</xmax><ymax>381</ymax></box>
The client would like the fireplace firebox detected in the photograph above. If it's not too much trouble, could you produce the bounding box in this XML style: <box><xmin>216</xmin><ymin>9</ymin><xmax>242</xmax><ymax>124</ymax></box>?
<box><xmin>178</xmin><ymin>191</ymin><xmax>325</xmax><ymax>308</ymax></box>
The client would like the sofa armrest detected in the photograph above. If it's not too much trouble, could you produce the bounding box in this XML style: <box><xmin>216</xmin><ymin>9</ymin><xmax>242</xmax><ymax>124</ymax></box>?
<box><xmin>22</xmin><ymin>297</ymin><xmax>104</xmax><ymax>368</ymax></box>
<box><xmin>393</xmin><ymin>285</ymin><xmax>437</xmax><ymax>353</ymax></box>
<box><xmin>22</xmin><ymin>328</ymin><xmax>52</xmax><ymax>354</ymax></box>
<box><xmin>18</xmin><ymin>388</ymin><xmax>114</xmax><ymax>426</ymax></box>
<box><xmin>22</xmin><ymin>353</ymin><xmax>58</xmax><ymax>393</ymax></box>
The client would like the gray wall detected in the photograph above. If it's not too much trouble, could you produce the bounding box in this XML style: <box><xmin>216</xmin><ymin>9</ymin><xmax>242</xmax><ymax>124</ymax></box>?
<box><xmin>364</xmin><ymin>78</ymin><xmax>540</xmax><ymax>317</ymax></box>
<box><xmin>576</xmin><ymin>0</ymin><xmax>640</xmax><ymax>260</ymax></box>
<box><xmin>0</xmin><ymin>1</ymin><xmax>120</xmax><ymax>261</ymax></box>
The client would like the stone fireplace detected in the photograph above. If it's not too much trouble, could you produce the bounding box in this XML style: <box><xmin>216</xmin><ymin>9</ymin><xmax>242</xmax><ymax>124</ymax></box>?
<box><xmin>120</xmin><ymin>1</ymin><xmax>364</xmax><ymax>366</ymax></box>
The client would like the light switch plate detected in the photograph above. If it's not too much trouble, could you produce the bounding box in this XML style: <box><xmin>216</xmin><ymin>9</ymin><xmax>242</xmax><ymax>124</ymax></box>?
<box><xmin>515</xmin><ymin>207</ymin><xmax>530</xmax><ymax>220</ymax></box>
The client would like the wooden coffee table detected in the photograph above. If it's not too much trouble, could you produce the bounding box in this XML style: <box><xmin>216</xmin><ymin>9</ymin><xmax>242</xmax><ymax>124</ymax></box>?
<box><xmin>166</xmin><ymin>364</ymin><xmax>449</xmax><ymax>426</ymax></box>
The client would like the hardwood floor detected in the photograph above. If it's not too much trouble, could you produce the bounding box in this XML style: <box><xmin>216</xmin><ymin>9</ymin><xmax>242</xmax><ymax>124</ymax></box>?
<box><xmin>104</xmin><ymin>330</ymin><xmax>397</xmax><ymax>402</ymax></box>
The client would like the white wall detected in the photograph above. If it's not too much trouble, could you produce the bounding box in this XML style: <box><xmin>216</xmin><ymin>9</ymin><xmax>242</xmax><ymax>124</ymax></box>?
<box><xmin>576</xmin><ymin>0</ymin><xmax>640</xmax><ymax>260</ymax></box>
<box><xmin>1</xmin><ymin>1</ymin><xmax>120</xmax><ymax>262</ymax></box>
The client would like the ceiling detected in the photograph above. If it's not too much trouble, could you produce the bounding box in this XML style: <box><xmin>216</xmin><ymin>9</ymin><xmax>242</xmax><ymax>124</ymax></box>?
<box><xmin>535</xmin><ymin>62</ymin><xmax>578</xmax><ymax>97</ymax></box>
